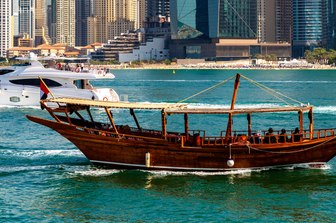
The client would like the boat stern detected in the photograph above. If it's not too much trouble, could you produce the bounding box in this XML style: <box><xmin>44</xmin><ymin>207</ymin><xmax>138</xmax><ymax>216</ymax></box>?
<box><xmin>92</xmin><ymin>88</ymin><xmax>120</xmax><ymax>102</ymax></box>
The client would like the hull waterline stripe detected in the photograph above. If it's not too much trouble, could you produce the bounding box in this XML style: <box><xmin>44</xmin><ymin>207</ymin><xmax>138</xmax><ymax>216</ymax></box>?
<box><xmin>90</xmin><ymin>160</ymin><xmax>327</xmax><ymax>171</ymax></box>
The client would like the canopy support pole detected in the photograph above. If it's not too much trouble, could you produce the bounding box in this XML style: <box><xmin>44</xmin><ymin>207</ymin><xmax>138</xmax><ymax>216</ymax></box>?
<box><xmin>105</xmin><ymin>107</ymin><xmax>119</xmax><ymax>135</ymax></box>
<box><xmin>247</xmin><ymin>113</ymin><xmax>252</xmax><ymax>136</ymax></box>
<box><xmin>162</xmin><ymin>109</ymin><xmax>167</xmax><ymax>140</ymax></box>
<box><xmin>309</xmin><ymin>108</ymin><xmax>314</xmax><ymax>139</ymax></box>
<box><xmin>130</xmin><ymin>108</ymin><xmax>141</xmax><ymax>130</ymax></box>
<box><xmin>86</xmin><ymin>107</ymin><xmax>95</xmax><ymax>126</ymax></box>
<box><xmin>184</xmin><ymin>113</ymin><xmax>189</xmax><ymax>140</ymax></box>
<box><xmin>299</xmin><ymin>110</ymin><xmax>303</xmax><ymax>134</ymax></box>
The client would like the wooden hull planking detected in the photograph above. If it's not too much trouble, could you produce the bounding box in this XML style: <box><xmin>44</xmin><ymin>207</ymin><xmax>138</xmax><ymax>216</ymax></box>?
<box><xmin>27</xmin><ymin>115</ymin><xmax>336</xmax><ymax>172</ymax></box>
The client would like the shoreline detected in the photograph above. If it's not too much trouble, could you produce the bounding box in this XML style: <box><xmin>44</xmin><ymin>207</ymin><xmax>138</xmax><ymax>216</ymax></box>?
<box><xmin>1</xmin><ymin>62</ymin><xmax>335</xmax><ymax>70</ymax></box>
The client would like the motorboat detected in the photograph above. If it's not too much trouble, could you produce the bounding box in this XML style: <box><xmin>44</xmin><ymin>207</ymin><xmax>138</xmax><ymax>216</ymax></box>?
<box><xmin>0</xmin><ymin>54</ymin><xmax>119</xmax><ymax>106</ymax></box>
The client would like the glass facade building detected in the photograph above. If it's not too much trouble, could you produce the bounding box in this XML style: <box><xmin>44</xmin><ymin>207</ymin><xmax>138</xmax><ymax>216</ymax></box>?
<box><xmin>75</xmin><ymin>0</ymin><xmax>91</xmax><ymax>46</ymax></box>
<box><xmin>217</xmin><ymin>0</ymin><xmax>257</xmax><ymax>38</ymax></box>
<box><xmin>170</xmin><ymin>0</ymin><xmax>209</xmax><ymax>39</ymax></box>
<box><xmin>292</xmin><ymin>0</ymin><xmax>328</xmax><ymax>58</ymax></box>
<box><xmin>171</xmin><ymin>0</ymin><xmax>257</xmax><ymax>40</ymax></box>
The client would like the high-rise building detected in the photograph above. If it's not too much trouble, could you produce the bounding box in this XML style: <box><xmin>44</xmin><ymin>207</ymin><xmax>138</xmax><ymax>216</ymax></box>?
<box><xmin>171</xmin><ymin>0</ymin><xmax>257</xmax><ymax>40</ymax></box>
<box><xmin>147</xmin><ymin>0</ymin><xmax>170</xmax><ymax>18</ymax></box>
<box><xmin>275</xmin><ymin>0</ymin><xmax>292</xmax><ymax>43</ymax></box>
<box><xmin>55</xmin><ymin>0</ymin><xmax>75</xmax><ymax>46</ymax></box>
<box><xmin>19</xmin><ymin>0</ymin><xmax>35</xmax><ymax>41</ymax></box>
<box><xmin>47</xmin><ymin>0</ymin><xmax>57</xmax><ymax>44</ymax></box>
<box><xmin>35</xmin><ymin>0</ymin><xmax>51</xmax><ymax>45</ymax></box>
<box><xmin>92</xmin><ymin>0</ymin><xmax>146</xmax><ymax>43</ymax></box>
<box><xmin>92</xmin><ymin>0</ymin><xmax>110</xmax><ymax>43</ymax></box>
<box><xmin>170</xmin><ymin>0</ymin><xmax>290</xmax><ymax>60</ymax></box>
<box><xmin>87</xmin><ymin>16</ymin><xmax>97</xmax><ymax>44</ymax></box>
<box><xmin>75</xmin><ymin>0</ymin><xmax>91</xmax><ymax>46</ymax></box>
<box><xmin>257</xmin><ymin>0</ymin><xmax>292</xmax><ymax>43</ymax></box>
<box><xmin>216</xmin><ymin>0</ymin><xmax>258</xmax><ymax>39</ymax></box>
<box><xmin>12</xmin><ymin>1</ymin><xmax>19</xmax><ymax>35</ymax></box>
<box><xmin>327</xmin><ymin>0</ymin><xmax>336</xmax><ymax>49</ymax></box>
<box><xmin>0</xmin><ymin>0</ymin><xmax>13</xmax><ymax>57</ymax></box>
<box><xmin>292</xmin><ymin>0</ymin><xmax>328</xmax><ymax>58</ymax></box>
<box><xmin>257</xmin><ymin>0</ymin><xmax>276</xmax><ymax>43</ymax></box>
<box><xmin>144</xmin><ymin>0</ymin><xmax>171</xmax><ymax>41</ymax></box>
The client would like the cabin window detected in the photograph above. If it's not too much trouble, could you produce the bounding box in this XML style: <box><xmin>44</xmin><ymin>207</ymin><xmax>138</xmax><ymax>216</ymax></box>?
<box><xmin>10</xmin><ymin>96</ymin><xmax>20</xmax><ymax>102</ymax></box>
<box><xmin>74</xmin><ymin>80</ymin><xmax>85</xmax><ymax>89</ymax></box>
<box><xmin>9</xmin><ymin>78</ymin><xmax>62</xmax><ymax>87</ymax></box>
<box><xmin>0</xmin><ymin>69</ymin><xmax>14</xmax><ymax>75</ymax></box>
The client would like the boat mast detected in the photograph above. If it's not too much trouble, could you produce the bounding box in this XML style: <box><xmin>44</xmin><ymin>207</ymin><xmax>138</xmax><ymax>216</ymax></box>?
<box><xmin>225</xmin><ymin>74</ymin><xmax>241</xmax><ymax>139</ymax></box>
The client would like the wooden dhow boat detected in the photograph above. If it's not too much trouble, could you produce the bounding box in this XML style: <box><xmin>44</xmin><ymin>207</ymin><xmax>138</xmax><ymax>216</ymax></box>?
<box><xmin>27</xmin><ymin>74</ymin><xmax>336</xmax><ymax>171</ymax></box>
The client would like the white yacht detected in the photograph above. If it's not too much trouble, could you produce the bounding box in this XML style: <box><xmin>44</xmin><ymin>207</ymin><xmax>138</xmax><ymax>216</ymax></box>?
<box><xmin>0</xmin><ymin>56</ymin><xmax>119</xmax><ymax>106</ymax></box>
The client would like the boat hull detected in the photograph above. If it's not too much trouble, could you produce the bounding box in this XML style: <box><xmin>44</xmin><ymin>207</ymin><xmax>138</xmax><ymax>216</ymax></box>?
<box><xmin>27</xmin><ymin>115</ymin><xmax>336</xmax><ymax>171</ymax></box>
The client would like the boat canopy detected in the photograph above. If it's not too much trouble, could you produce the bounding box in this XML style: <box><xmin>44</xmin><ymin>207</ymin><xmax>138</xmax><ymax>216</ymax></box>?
<box><xmin>44</xmin><ymin>97</ymin><xmax>312</xmax><ymax>114</ymax></box>
<box><xmin>45</xmin><ymin>97</ymin><xmax>187</xmax><ymax>110</ymax></box>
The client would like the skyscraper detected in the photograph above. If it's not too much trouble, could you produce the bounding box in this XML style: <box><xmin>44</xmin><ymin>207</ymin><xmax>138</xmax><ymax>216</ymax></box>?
<box><xmin>75</xmin><ymin>0</ymin><xmax>91</xmax><ymax>46</ymax></box>
<box><xmin>12</xmin><ymin>0</ymin><xmax>19</xmax><ymax>35</ymax></box>
<box><xmin>0</xmin><ymin>0</ymin><xmax>13</xmax><ymax>57</ymax></box>
<box><xmin>56</xmin><ymin>0</ymin><xmax>75</xmax><ymax>46</ymax></box>
<box><xmin>257</xmin><ymin>0</ymin><xmax>276</xmax><ymax>43</ymax></box>
<box><xmin>257</xmin><ymin>0</ymin><xmax>292</xmax><ymax>43</ymax></box>
<box><xmin>92</xmin><ymin>0</ymin><xmax>146</xmax><ymax>43</ymax></box>
<box><xmin>275</xmin><ymin>0</ymin><xmax>292</xmax><ymax>43</ymax></box>
<box><xmin>217</xmin><ymin>0</ymin><xmax>258</xmax><ymax>38</ymax></box>
<box><xmin>327</xmin><ymin>0</ymin><xmax>336</xmax><ymax>49</ymax></box>
<box><xmin>19</xmin><ymin>0</ymin><xmax>35</xmax><ymax>40</ymax></box>
<box><xmin>35</xmin><ymin>0</ymin><xmax>51</xmax><ymax>45</ymax></box>
<box><xmin>292</xmin><ymin>0</ymin><xmax>328</xmax><ymax>58</ymax></box>
<box><xmin>170</xmin><ymin>0</ymin><xmax>210</xmax><ymax>39</ymax></box>
<box><xmin>171</xmin><ymin>0</ymin><xmax>258</xmax><ymax>40</ymax></box>
<box><xmin>169</xmin><ymin>0</ymin><xmax>290</xmax><ymax>60</ymax></box>
<box><xmin>147</xmin><ymin>0</ymin><xmax>170</xmax><ymax>18</ymax></box>
<box><xmin>108</xmin><ymin>0</ymin><xmax>146</xmax><ymax>39</ymax></box>
<box><xmin>47</xmin><ymin>0</ymin><xmax>57</xmax><ymax>44</ymax></box>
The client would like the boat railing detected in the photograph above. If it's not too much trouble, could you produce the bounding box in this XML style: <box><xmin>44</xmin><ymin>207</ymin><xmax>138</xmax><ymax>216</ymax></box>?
<box><xmin>187</xmin><ymin>128</ymin><xmax>336</xmax><ymax>147</ymax></box>
<box><xmin>80</xmin><ymin>125</ymin><xmax>336</xmax><ymax>147</ymax></box>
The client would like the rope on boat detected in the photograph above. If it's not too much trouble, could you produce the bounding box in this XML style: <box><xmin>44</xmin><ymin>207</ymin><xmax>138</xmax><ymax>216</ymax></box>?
<box><xmin>245</xmin><ymin>136</ymin><xmax>336</xmax><ymax>154</ymax></box>
<box><xmin>239</xmin><ymin>74</ymin><xmax>305</xmax><ymax>106</ymax></box>
<box><xmin>176</xmin><ymin>74</ymin><xmax>305</xmax><ymax>106</ymax></box>
<box><xmin>177</xmin><ymin>75</ymin><xmax>236</xmax><ymax>103</ymax></box>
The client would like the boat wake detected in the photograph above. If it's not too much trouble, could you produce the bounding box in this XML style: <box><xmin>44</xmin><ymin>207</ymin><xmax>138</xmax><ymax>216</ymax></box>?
<box><xmin>0</xmin><ymin>149</ymin><xmax>83</xmax><ymax>159</ymax></box>
<box><xmin>70</xmin><ymin>168</ymin><xmax>123</xmax><ymax>177</ymax></box>
<box><xmin>0</xmin><ymin>105</ymin><xmax>41</xmax><ymax>109</ymax></box>
<box><xmin>314</xmin><ymin>106</ymin><xmax>336</xmax><ymax>115</ymax></box>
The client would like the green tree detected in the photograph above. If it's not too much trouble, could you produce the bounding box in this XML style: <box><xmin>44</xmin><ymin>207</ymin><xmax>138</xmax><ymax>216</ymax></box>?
<box><xmin>164</xmin><ymin>59</ymin><xmax>171</xmax><ymax>65</ymax></box>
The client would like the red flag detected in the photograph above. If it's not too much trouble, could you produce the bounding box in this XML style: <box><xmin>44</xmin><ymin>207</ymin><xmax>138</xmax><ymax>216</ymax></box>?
<box><xmin>40</xmin><ymin>79</ymin><xmax>50</xmax><ymax>100</ymax></box>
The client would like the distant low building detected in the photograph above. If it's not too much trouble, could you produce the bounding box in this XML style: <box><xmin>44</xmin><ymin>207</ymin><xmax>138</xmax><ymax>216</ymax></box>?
<box><xmin>119</xmin><ymin>38</ymin><xmax>169</xmax><ymax>63</ymax></box>
<box><xmin>90</xmin><ymin>32</ymin><xmax>140</xmax><ymax>61</ymax></box>
<box><xmin>170</xmin><ymin>38</ymin><xmax>291</xmax><ymax>61</ymax></box>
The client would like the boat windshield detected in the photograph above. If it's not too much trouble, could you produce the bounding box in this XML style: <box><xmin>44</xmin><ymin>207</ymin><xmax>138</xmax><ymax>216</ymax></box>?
<box><xmin>0</xmin><ymin>69</ymin><xmax>15</xmax><ymax>75</ymax></box>
<box><xmin>9</xmin><ymin>78</ymin><xmax>62</xmax><ymax>87</ymax></box>
<box><xmin>74</xmin><ymin>79</ymin><xmax>92</xmax><ymax>89</ymax></box>
<box><xmin>12</xmin><ymin>62</ymin><xmax>31</xmax><ymax>67</ymax></box>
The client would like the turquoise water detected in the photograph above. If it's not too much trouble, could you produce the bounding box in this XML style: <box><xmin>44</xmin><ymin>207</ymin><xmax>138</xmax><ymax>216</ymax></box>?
<box><xmin>1</xmin><ymin>69</ymin><xmax>336</xmax><ymax>222</ymax></box>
